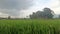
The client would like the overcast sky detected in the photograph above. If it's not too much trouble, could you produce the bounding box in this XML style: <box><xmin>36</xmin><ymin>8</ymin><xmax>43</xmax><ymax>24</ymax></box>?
<box><xmin>0</xmin><ymin>0</ymin><xmax>60</xmax><ymax>18</ymax></box>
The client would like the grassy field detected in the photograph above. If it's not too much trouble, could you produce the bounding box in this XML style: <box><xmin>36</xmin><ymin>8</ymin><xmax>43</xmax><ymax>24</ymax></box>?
<box><xmin>0</xmin><ymin>19</ymin><xmax>60</xmax><ymax>34</ymax></box>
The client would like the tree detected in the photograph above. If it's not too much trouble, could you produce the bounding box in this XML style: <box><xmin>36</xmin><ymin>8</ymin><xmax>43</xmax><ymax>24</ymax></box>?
<box><xmin>30</xmin><ymin>12</ymin><xmax>37</xmax><ymax>19</ymax></box>
<box><xmin>8</xmin><ymin>16</ymin><xmax>11</xmax><ymax>19</ymax></box>
<box><xmin>43</xmin><ymin>8</ymin><xmax>54</xmax><ymax>18</ymax></box>
<box><xmin>29</xmin><ymin>7</ymin><xmax>54</xmax><ymax>19</ymax></box>
<box><xmin>59</xmin><ymin>15</ymin><xmax>60</xmax><ymax>18</ymax></box>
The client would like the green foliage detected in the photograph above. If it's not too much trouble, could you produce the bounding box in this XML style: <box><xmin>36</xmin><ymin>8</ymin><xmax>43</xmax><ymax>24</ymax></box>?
<box><xmin>30</xmin><ymin>8</ymin><xmax>54</xmax><ymax>19</ymax></box>
<box><xmin>0</xmin><ymin>19</ymin><xmax>60</xmax><ymax>34</ymax></box>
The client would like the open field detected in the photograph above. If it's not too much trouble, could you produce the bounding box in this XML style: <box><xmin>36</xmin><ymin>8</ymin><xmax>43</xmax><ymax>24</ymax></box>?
<box><xmin>0</xmin><ymin>19</ymin><xmax>60</xmax><ymax>34</ymax></box>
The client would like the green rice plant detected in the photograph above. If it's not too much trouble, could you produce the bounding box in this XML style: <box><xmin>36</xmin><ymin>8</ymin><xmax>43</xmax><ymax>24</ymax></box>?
<box><xmin>0</xmin><ymin>19</ymin><xmax>60</xmax><ymax>34</ymax></box>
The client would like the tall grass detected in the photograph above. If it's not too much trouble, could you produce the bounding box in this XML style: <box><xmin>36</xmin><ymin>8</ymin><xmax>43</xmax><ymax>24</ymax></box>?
<box><xmin>0</xmin><ymin>19</ymin><xmax>60</xmax><ymax>34</ymax></box>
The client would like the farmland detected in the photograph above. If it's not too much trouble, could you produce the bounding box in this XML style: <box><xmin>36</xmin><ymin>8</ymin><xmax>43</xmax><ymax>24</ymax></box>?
<box><xmin>0</xmin><ymin>19</ymin><xmax>60</xmax><ymax>34</ymax></box>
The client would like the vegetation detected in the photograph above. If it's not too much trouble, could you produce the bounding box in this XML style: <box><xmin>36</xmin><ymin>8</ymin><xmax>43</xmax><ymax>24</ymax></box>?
<box><xmin>0</xmin><ymin>19</ymin><xmax>60</xmax><ymax>34</ymax></box>
<box><xmin>29</xmin><ymin>8</ymin><xmax>55</xmax><ymax>19</ymax></box>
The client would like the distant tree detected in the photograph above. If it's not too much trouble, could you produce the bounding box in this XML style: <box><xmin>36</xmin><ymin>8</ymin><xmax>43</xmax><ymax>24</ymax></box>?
<box><xmin>59</xmin><ymin>15</ymin><xmax>60</xmax><ymax>18</ymax></box>
<box><xmin>35</xmin><ymin>11</ymin><xmax>44</xmax><ymax>18</ymax></box>
<box><xmin>30</xmin><ymin>12</ymin><xmax>37</xmax><ymax>19</ymax></box>
<box><xmin>43</xmin><ymin>8</ymin><xmax>54</xmax><ymax>18</ymax></box>
<box><xmin>29</xmin><ymin>7</ymin><xmax>54</xmax><ymax>19</ymax></box>
<box><xmin>8</xmin><ymin>16</ymin><xmax>11</xmax><ymax>19</ymax></box>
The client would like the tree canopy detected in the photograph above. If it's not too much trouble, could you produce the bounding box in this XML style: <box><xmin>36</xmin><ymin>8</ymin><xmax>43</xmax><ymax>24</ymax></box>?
<box><xmin>29</xmin><ymin>7</ymin><xmax>55</xmax><ymax>19</ymax></box>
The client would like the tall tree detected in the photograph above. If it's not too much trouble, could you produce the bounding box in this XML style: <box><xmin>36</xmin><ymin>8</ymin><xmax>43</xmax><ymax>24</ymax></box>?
<box><xmin>43</xmin><ymin>8</ymin><xmax>54</xmax><ymax>18</ymax></box>
<box><xmin>29</xmin><ymin>7</ymin><xmax>55</xmax><ymax>19</ymax></box>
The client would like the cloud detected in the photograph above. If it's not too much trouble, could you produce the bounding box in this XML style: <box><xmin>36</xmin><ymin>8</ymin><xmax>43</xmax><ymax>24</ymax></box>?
<box><xmin>0</xmin><ymin>0</ymin><xmax>33</xmax><ymax>17</ymax></box>
<box><xmin>49</xmin><ymin>0</ymin><xmax>60</xmax><ymax>14</ymax></box>
<box><xmin>0</xmin><ymin>0</ymin><xmax>60</xmax><ymax>18</ymax></box>
<box><xmin>33</xmin><ymin>0</ymin><xmax>60</xmax><ymax>14</ymax></box>
<box><xmin>21</xmin><ymin>0</ymin><xmax>60</xmax><ymax>18</ymax></box>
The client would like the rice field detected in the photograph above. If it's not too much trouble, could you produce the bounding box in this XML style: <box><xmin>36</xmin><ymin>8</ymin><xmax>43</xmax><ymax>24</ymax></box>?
<box><xmin>0</xmin><ymin>19</ymin><xmax>60</xmax><ymax>34</ymax></box>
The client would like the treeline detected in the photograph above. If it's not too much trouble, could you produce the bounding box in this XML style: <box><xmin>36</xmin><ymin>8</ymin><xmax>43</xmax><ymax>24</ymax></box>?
<box><xmin>29</xmin><ymin>7</ymin><xmax>55</xmax><ymax>19</ymax></box>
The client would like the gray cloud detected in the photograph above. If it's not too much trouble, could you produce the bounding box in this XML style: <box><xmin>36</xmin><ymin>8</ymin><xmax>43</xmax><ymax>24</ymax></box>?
<box><xmin>0</xmin><ymin>0</ymin><xmax>33</xmax><ymax>17</ymax></box>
